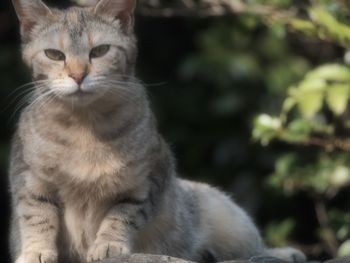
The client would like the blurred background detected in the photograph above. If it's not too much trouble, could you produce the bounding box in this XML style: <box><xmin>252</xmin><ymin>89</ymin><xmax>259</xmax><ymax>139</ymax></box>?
<box><xmin>0</xmin><ymin>0</ymin><xmax>350</xmax><ymax>262</ymax></box>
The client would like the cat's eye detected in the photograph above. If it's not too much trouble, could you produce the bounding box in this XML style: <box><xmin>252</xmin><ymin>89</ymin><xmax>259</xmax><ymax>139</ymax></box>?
<box><xmin>45</xmin><ymin>49</ymin><xmax>66</xmax><ymax>61</ymax></box>
<box><xmin>90</xmin><ymin>45</ymin><xmax>110</xmax><ymax>59</ymax></box>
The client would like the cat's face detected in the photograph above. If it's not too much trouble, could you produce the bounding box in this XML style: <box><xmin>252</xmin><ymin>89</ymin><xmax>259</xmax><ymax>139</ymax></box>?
<box><xmin>13</xmin><ymin>0</ymin><xmax>137</xmax><ymax>106</ymax></box>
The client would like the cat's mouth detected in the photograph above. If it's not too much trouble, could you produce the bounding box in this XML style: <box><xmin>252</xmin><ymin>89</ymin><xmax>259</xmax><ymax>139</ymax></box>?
<box><xmin>54</xmin><ymin>82</ymin><xmax>106</xmax><ymax>105</ymax></box>
<box><xmin>67</xmin><ymin>89</ymin><xmax>93</xmax><ymax>97</ymax></box>
<box><xmin>58</xmin><ymin>86</ymin><xmax>104</xmax><ymax>106</ymax></box>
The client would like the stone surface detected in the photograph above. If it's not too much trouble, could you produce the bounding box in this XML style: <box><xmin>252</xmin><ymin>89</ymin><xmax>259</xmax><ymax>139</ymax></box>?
<box><xmin>325</xmin><ymin>257</ymin><xmax>350</xmax><ymax>263</ymax></box>
<box><xmin>97</xmin><ymin>254</ymin><xmax>194</xmax><ymax>263</ymax></box>
<box><xmin>97</xmin><ymin>254</ymin><xmax>350</xmax><ymax>263</ymax></box>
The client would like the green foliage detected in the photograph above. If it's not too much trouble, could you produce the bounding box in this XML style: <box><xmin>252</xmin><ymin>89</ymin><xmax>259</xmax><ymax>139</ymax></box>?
<box><xmin>253</xmin><ymin>63</ymin><xmax>350</xmax><ymax>146</ymax></box>
<box><xmin>265</xmin><ymin>218</ymin><xmax>296</xmax><ymax>246</ymax></box>
<box><xmin>309</xmin><ymin>7</ymin><xmax>350</xmax><ymax>48</ymax></box>
<box><xmin>253</xmin><ymin>114</ymin><xmax>281</xmax><ymax>145</ymax></box>
<box><xmin>338</xmin><ymin>240</ymin><xmax>350</xmax><ymax>257</ymax></box>
<box><xmin>329</xmin><ymin>210</ymin><xmax>350</xmax><ymax>241</ymax></box>
<box><xmin>269</xmin><ymin>153</ymin><xmax>350</xmax><ymax>195</ymax></box>
<box><xmin>291</xmin><ymin>64</ymin><xmax>350</xmax><ymax>118</ymax></box>
<box><xmin>252</xmin><ymin>0</ymin><xmax>350</xmax><ymax>258</ymax></box>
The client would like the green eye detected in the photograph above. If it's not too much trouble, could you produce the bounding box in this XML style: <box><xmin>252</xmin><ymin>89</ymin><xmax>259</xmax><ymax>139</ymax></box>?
<box><xmin>90</xmin><ymin>44</ymin><xmax>110</xmax><ymax>59</ymax></box>
<box><xmin>44</xmin><ymin>49</ymin><xmax>66</xmax><ymax>61</ymax></box>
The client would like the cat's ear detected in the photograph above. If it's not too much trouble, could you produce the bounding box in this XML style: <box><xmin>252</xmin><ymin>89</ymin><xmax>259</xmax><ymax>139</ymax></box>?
<box><xmin>93</xmin><ymin>0</ymin><xmax>136</xmax><ymax>31</ymax></box>
<box><xmin>12</xmin><ymin>0</ymin><xmax>52</xmax><ymax>38</ymax></box>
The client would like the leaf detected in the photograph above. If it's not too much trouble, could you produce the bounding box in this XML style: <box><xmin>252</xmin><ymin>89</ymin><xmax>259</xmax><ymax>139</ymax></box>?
<box><xmin>326</xmin><ymin>84</ymin><xmax>350</xmax><ymax>115</ymax></box>
<box><xmin>253</xmin><ymin>114</ymin><xmax>281</xmax><ymax>145</ymax></box>
<box><xmin>296</xmin><ymin>90</ymin><xmax>324</xmax><ymax>118</ymax></box>
<box><xmin>289</xmin><ymin>19</ymin><xmax>318</xmax><ymax>37</ymax></box>
<box><xmin>330</xmin><ymin>165</ymin><xmax>350</xmax><ymax>188</ymax></box>
<box><xmin>290</xmin><ymin>77</ymin><xmax>326</xmax><ymax>118</ymax></box>
<box><xmin>287</xmin><ymin>64</ymin><xmax>350</xmax><ymax>117</ymax></box>
<box><xmin>282</xmin><ymin>97</ymin><xmax>296</xmax><ymax>114</ymax></box>
<box><xmin>338</xmin><ymin>239</ymin><xmax>350</xmax><ymax>257</ymax></box>
<box><xmin>298</xmin><ymin>77</ymin><xmax>327</xmax><ymax>91</ymax></box>
<box><xmin>282</xmin><ymin>119</ymin><xmax>313</xmax><ymax>142</ymax></box>
<box><xmin>306</xmin><ymin>64</ymin><xmax>350</xmax><ymax>83</ymax></box>
<box><xmin>280</xmin><ymin>97</ymin><xmax>296</xmax><ymax>123</ymax></box>
<box><xmin>309</xmin><ymin>7</ymin><xmax>350</xmax><ymax>47</ymax></box>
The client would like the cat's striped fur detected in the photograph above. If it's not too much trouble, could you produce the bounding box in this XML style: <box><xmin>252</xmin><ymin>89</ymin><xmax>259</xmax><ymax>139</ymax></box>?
<box><xmin>9</xmin><ymin>0</ymin><xmax>306</xmax><ymax>262</ymax></box>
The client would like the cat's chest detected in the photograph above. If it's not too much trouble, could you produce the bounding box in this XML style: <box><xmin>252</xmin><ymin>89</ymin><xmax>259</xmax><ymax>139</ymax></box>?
<box><xmin>57</xmin><ymin>138</ymin><xmax>124</xmax><ymax>181</ymax></box>
<box><xmin>24</xmin><ymin>124</ymin><xmax>126</xmax><ymax>183</ymax></box>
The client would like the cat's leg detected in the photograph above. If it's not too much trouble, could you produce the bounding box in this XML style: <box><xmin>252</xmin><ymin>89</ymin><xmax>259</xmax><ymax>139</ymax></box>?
<box><xmin>86</xmin><ymin>170</ymin><xmax>170</xmax><ymax>262</ymax></box>
<box><xmin>12</xmin><ymin>173</ymin><xmax>60</xmax><ymax>263</ymax></box>
<box><xmin>87</xmin><ymin>155</ymin><xmax>172</xmax><ymax>262</ymax></box>
<box><xmin>86</xmin><ymin>197</ymin><xmax>150</xmax><ymax>262</ymax></box>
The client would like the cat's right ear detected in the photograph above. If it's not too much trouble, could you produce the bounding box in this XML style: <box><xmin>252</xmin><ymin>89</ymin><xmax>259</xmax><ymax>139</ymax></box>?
<box><xmin>12</xmin><ymin>0</ymin><xmax>52</xmax><ymax>39</ymax></box>
<box><xmin>93</xmin><ymin>0</ymin><xmax>136</xmax><ymax>32</ymax></box>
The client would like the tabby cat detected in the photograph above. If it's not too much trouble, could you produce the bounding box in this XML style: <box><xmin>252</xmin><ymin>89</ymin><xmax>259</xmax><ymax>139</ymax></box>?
<box><xmin>9</xmin><ymin>0</ymin><xmax>306</xmax><ymax>262</ymax></box>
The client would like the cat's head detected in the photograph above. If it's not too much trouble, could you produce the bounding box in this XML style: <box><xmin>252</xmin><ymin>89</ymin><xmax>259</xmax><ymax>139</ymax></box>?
<box><xmin>12</xmin><ymin>0</ymin><xmax>139</xmax><ymax>107</ymax></box>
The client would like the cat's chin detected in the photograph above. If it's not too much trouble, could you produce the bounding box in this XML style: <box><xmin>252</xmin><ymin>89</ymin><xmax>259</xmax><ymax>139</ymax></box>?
<box><xmin>58</xmin><ymin>91</ymin><xmax>102</xmax><ymax>107</ymax></box>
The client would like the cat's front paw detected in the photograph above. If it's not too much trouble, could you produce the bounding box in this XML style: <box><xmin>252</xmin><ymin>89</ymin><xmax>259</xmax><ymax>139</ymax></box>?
<box><xmin>87</xmin><ymin>241</ymin><xmax>131</xmax><ymax>262</ymax></box>
<box><xmin>15</xmin><ymin>250</ymin><xmax>57</xmax><ymax>263</ymax></box>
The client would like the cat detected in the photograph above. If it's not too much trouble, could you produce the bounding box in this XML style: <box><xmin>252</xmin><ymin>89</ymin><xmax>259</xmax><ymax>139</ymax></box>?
<box><xmin>9</xmin><ymin>0</ymin><xmax>306</xmax><ymax>262</ymax></box>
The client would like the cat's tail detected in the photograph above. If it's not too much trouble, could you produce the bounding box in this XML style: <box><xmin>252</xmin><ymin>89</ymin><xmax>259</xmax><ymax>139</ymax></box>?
<box><xmin>262</xmin><ymin>247</ymin><xmax>307</xmax><ymax>262</ymax></box>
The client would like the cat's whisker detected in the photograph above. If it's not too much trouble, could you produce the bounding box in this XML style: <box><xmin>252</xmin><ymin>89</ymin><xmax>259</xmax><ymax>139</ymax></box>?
<box><xmin>14</xmin><ymin>85</ymin><xmax>51</xmax><ymax>108</ymax></box>
<box><xmin>12</xmin><ymin>94</ymin><xmax>32</xmax><ymax>115</ymax></box>
<box><xmin>1</xmin><ymin>88</ymin><xmax>36</xmax><ymax>113</ymax></box>
<box><xmin>102</xmin><ymin>89</ymin><xmax>139</xmax><ymax>105</ymax></box>
<box><xmin>15</xmin><ymin>80</ymin><xmax>50</xmax><ymax>90</ymax></box>
<box><xmin>98</xmin><ymin>81</ymin><xmax>141</xmax><ymax>92</ymax></box>
<box><xmin>13</xmin><ymin>86</ymin><xmax>46</xmax><ymax>109</ymax></box>
<box><xmin>37</xmin><ymin>95</ymin><xmax>56</xmax><ymax>112</ymax></box>
<box><xmin>91</xmin><ymin>81</ymin><xmax>137</xmax><ymax>93</ymax></box>
<box><xmin>6</xmin><ymin>81</ymin><xmax>42</xmax><ymax>97</ymax></box>
<box><xmin>91</xmin><ymin>76</ymin><xmax>107</xmax><ymax>81</ymax></box>
<box><xmin>32</xmin><ymin>93</ymin><xmax>51</xmax><ymax>111</ymax></box>
<box><xmin>1</xmin><ymin>82</ymin><xmax>50</xmax><ymax>113</ymax></box>
<box><xmin>33</xmin><ymin>90</ymin><xmax>59</xmax><ymax>112</ymax></box>
<box><xmin>107</xmin><ymin>79</ymin><xmax>141</xmax><ymax>86</ymax></box>
<box><xmin>10</xmin><ymin>91</ymin><xmax>39</xmax><ymax>121</ymax></box>
<box><xmin>112</xmin><ymin>81</ymin><xmax>142</xmax><ymax>88</ymax></box>
<box><xmin>97</xmin><ymin>83</ymin><xmax>140</xmax><ymax>98</ymax></box>
<box><xmin>108</xmin><ymin>74</ymin><xmax>162</xmax><ymax>86</ymax></box>
<box><xmin>100</xmin><ymin>72</ymin><xmax>140</xmax><ymax>82</ymax></box>
<box><xmin>27</xmin><ymin>90</ymin><xmax>55</xmax><ymax>111</ymax></box>
<box><xmin>103</xmin><ymin>90</ymin><xmax>135</xmax><ymax>104</ymax></box>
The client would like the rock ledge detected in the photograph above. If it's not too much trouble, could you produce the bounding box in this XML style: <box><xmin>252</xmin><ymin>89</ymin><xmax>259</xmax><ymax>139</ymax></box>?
<box><xmin>97</xmin><ymin>253</ymin><xmax>350</xmax><ymax>263</ymax></box>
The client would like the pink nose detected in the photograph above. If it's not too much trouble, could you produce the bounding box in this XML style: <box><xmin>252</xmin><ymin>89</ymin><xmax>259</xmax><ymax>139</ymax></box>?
<box><xmin>69</xmin><ymin>72</ymin><xmax>86</xmax><ymax>85</ymax></box>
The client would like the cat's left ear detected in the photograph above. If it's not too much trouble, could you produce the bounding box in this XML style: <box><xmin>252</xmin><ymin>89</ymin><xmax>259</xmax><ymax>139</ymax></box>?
<box><xmin>12</xmin><ymin>0</ymin><xmax>53</xmax><ymax>39</ymax></box>
<box><xmin>93</xmin><ymin>0</ymin><xmax>136</xmax><ymax>31</ymax></box>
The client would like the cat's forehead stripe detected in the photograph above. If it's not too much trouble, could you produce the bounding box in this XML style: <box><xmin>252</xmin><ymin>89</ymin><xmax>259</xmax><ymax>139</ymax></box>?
<box><xmin>63</xmin><ymin>9</ymin><xmax>87</xmax><ymax>44</ymax></box>
<box><xmin>59</xmin><ymin>34</ymin><xmax>64</xmax><ymax>50</ymax></box>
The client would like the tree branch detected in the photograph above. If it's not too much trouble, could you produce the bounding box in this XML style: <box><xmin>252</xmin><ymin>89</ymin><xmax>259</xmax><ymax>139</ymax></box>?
<box><xmin>314</xmin><ymin>198</ymin><xmax>339</xmax><ymax>257</ymax></box>
<box><xmin>136</xmin><ymin>0</ymin><xmax>295</xmax><ymax>19</ymax></box>
<box><xmin>302</xmin><ymin>137</ymin><xmax>350</xmax><ymax>152</ymax></box>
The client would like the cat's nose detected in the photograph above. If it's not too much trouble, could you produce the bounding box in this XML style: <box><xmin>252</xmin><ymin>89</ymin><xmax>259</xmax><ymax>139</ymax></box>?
<box><xmin>69</xmin><ymin>72</ymin><xmax>87</xmax><ymax>85</ymax></box>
